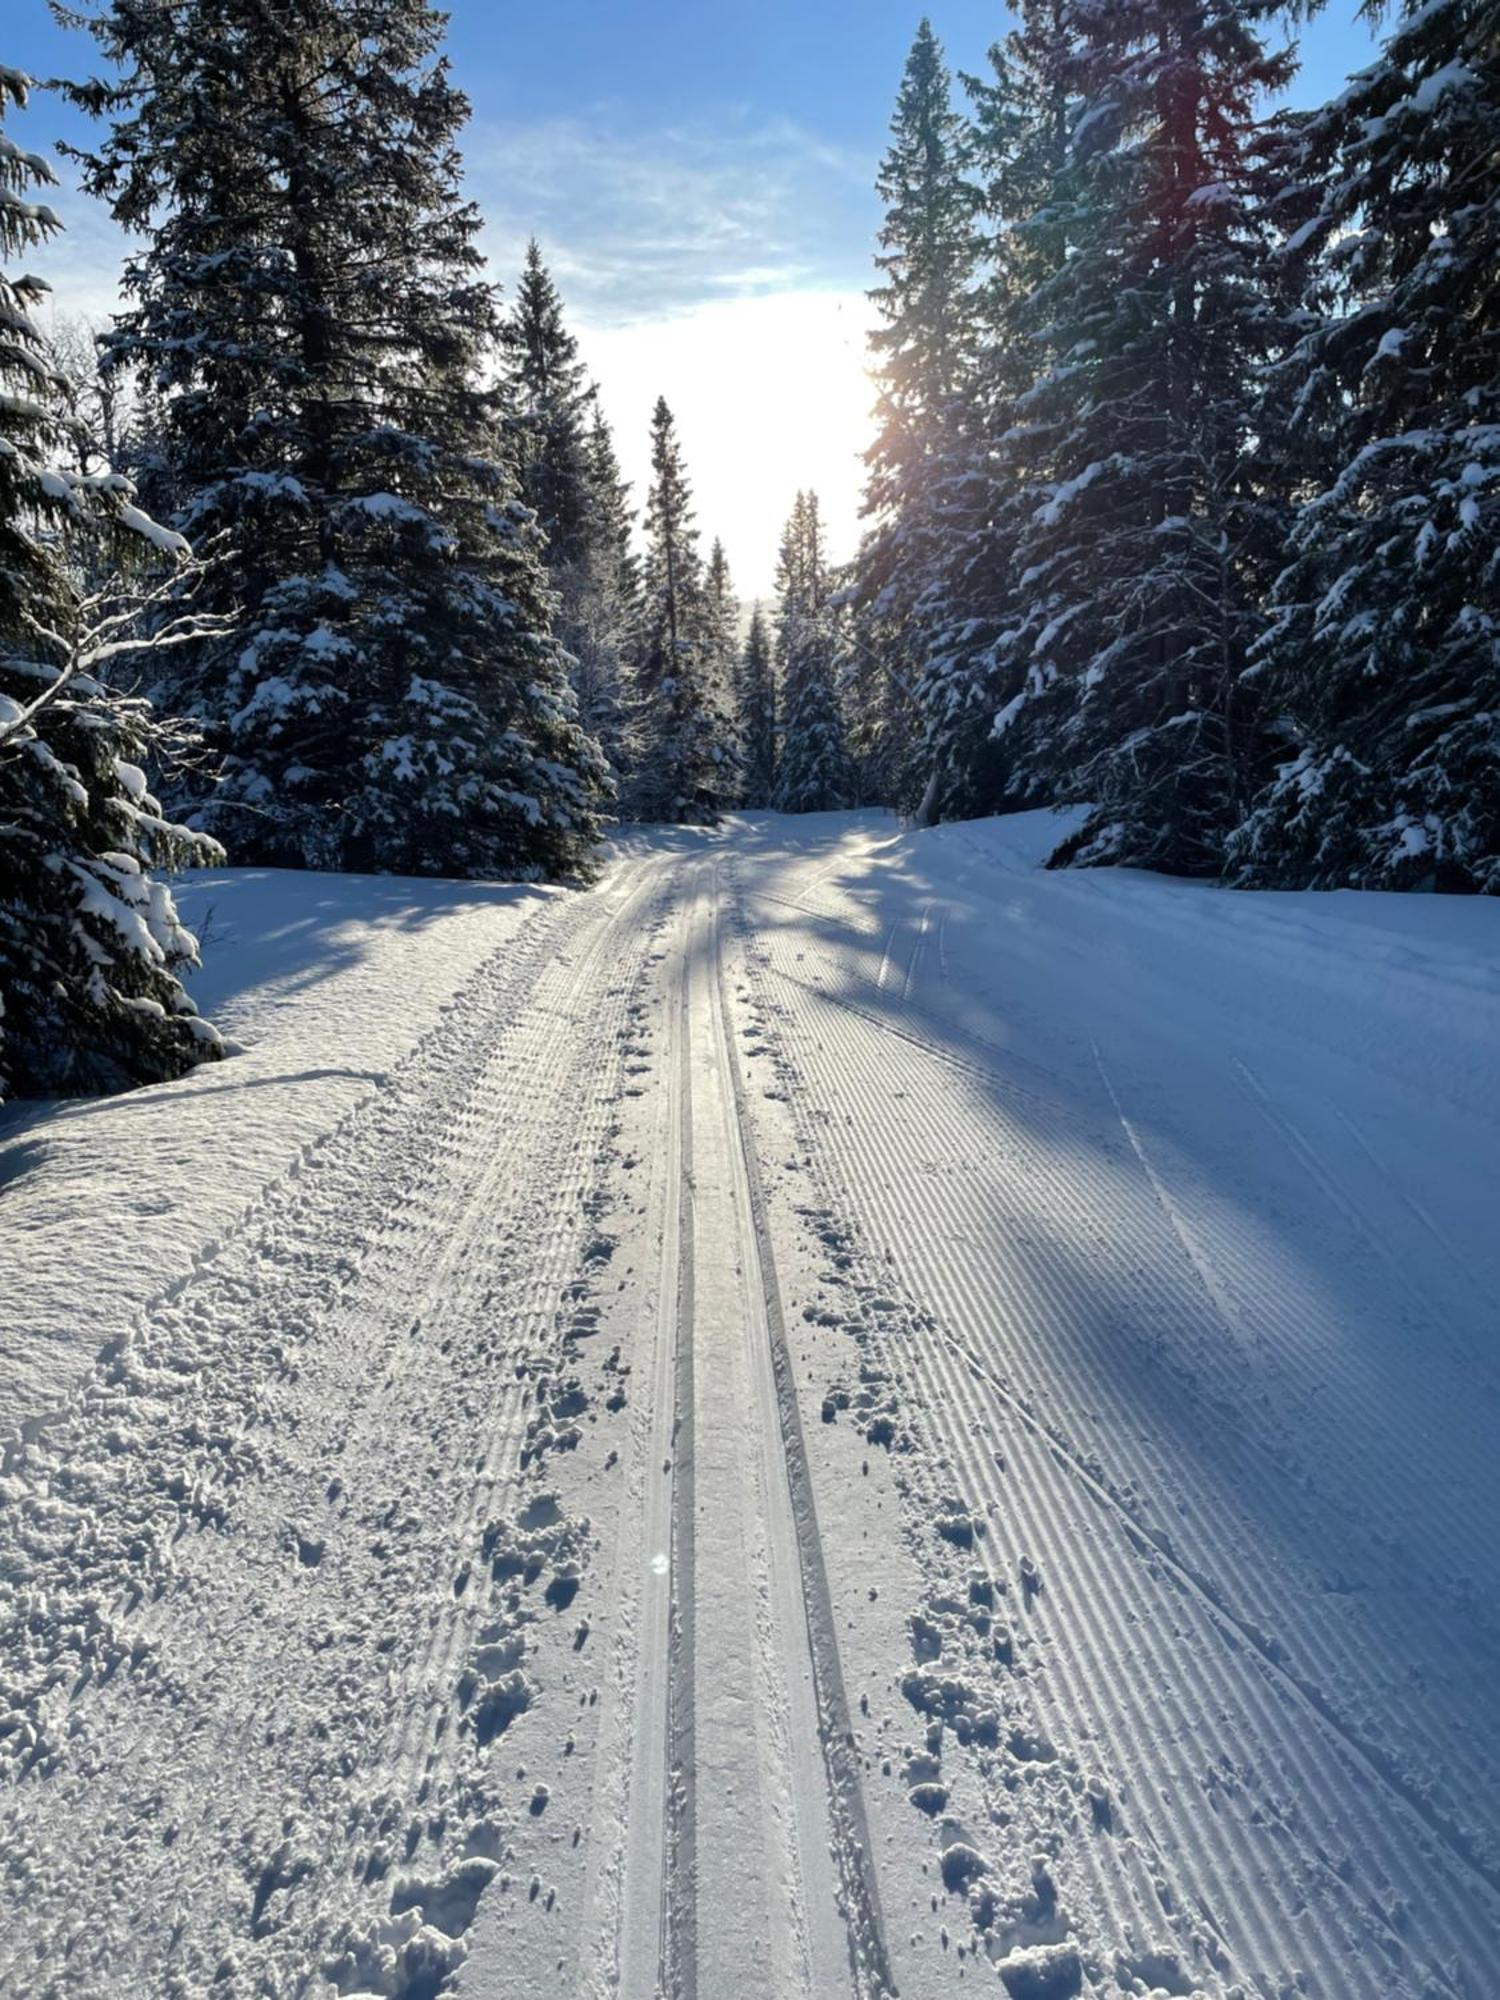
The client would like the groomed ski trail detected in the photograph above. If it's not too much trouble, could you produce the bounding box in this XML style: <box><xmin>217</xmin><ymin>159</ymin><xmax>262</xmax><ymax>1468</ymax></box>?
<box><xmin>522</xmin><ymin>859</ymin><xmax>890</xmax><ymax>2000</ymax></box>
<box><xmin>5</xmin><ymin>813</ymin><xmax>1500</xmax><ymax>2000</ymax></box>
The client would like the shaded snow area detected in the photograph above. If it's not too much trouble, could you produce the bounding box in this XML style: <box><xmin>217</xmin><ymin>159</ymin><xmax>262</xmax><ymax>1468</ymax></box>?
<box><xmin>3</xmin><ymin>812</ymin><xmax>1500</xmax><ymax>2000</ymax></box>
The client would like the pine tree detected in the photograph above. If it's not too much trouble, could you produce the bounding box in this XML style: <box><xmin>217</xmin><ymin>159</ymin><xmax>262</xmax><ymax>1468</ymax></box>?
<box><xmin>1</xmin><ymin>62</ymin><xmax>223</xmax><ymax>1099</ymax></box>
<box><xmin>1228</xmin><ymin>0</ymin><xmax>1500</xmax><ymax>892</ymax></box>
<box><xmin>858</xmin><ymin>18</ymin><xmax>983</xmax><ymax>821</ymax></box>
<box><xmin>67</xmin><ymin>0</ymin><xmax>607</xmax><ymax>879</ymax></box>
<box><xmin>629</xmin><ymin>397</ymin><xmax>730</xmax><ymax>823</ymax></box>
<box><xmin>991</xmin><ymin>0</ymin><xmax>1296</xmax><ymax>877</ymax></box>
<box><xmin>774</xmin><ymin>491</ymin><xmax>853</xmax><ymax>814</ymax></box>
<box><xmin>736</xmin><ymin>605</ymin><xmax>777</xmax><ymax>807</ymax></box>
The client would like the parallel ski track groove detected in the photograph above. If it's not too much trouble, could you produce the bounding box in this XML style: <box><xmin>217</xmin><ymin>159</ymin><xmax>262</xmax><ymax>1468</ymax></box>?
<box><xmin>706</xmin><ymin>863</ymin><xmax>895</xmax><ymax>2000</ymax></box>
<box><xmin>664</xmin><ymin>892</ymin><xmax>700</xmax><ymax>2000</ymax></box>
<box><xmin>583</xmin><ymin>895</ymin><xmax>689</xmax><ymax>2000</ymax></box>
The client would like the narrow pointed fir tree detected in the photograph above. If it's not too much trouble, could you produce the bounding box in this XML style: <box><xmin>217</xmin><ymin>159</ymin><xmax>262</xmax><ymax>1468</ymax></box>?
<box><xmin>1228</xmin><ymin>0</ymin><xmax>1500</xmax><ymax>893</ymax></box>
<box><xmin>500</xmin><ymin>239</ymin><xmax>596</xmax><ymax>572</ymax></box>
<box><xmin>844</xmin><ymin>598</ymin><xmax>923</xmax><ymax>807</ymax></box>
<box><xmin>774</xmin><ymin>492</ymin><xmax>853</xmax><ymax>815</ymax></box>
<box><xmin>65</xmin><ymin>0</ymin><xmax>607</xmax><ymax>879</ymax></box>
<box><xmin>991</xmin><ymin>0</ymin><xmax>1296</xmax><ymax>876</ymax></box>
<box><xmin>501</xmin><ymin>243</ymin><xmax>634</xmax><ymax>791</ymax></box>
<box><xmin>703</xmin><ymin>539</ymin><xmax>739</xmax><ymax>710</ymax></box>
<box><xmin>858</xmin><ymin>18</ymin><xmax>983</xmax><ymax>821</ymax></box>
<box><xmin>629</xmin><ymin>397</ymin><xmax>731</xmax><ymax>823</ymax></box>
<box><xmin>562</xmin><ymin>404</ymin><xmax>638</xmax><ymax>781</ymax></box>
<box><xmin>1</xmin><ymin>62</ymin><xmax>223</xmax><ymax>1098</ymax></box>
<box><xmin>736</xmin><ymin>606</ymin><xmax>777</xmax><ymax>807</ymax></box>
<box><xmin>702</xmin><ymin>536</ymin><xmax>745</xmax><ymax>799</ymax></box>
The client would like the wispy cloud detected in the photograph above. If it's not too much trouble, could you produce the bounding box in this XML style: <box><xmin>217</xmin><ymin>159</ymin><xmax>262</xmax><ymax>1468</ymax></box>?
<box><xmin>470</xmin><ymin>107</ymin><xmax>874</xmax><ymax>324</ymax></box>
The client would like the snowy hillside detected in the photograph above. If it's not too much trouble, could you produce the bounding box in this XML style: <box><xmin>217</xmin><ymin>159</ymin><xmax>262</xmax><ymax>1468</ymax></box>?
<box><xmin>3</xmin><ymin>812</ymin><xmax>1497</xmax><ymax>1999</ymax></box>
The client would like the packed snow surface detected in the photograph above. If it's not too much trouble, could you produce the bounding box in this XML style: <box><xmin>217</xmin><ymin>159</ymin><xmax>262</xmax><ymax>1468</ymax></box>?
<box><xmin>2</xmin><ymin>810</ymin><xmax>1498</xmax><ymax>2000</ymax></box>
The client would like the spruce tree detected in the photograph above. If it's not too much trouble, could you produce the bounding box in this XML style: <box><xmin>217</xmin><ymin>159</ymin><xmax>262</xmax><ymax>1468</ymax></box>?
<box><xmin>563</xmin><ymin>404</ymin><xmax>637</xmax><ymax>782</ymax></box>
<box><xmin>500</xmin><ymin>238</ymin><xmax>595</xmax><ymax>572</ymax></box>
<box><xmin>702</xmin><ymin>537</ymin><xmax>745</xmax><ymax>798</ymax></box>
<box><xmin>629</xmin><ymin>397</ymin><xmax>730</xmax><ymax>823</ymax></box>
<box><xmin>774</xmin><ymin>491</ymin><xmax>853</xmax><ymax>814</ymax></box>
<box><xmin>736</xmin><ymin>606</ymin><xmax>777</xmax><ymax>807</ymax></box>
<box><xmin>992</xmin><ymin>0</ymin><xmax>1295</xmax><ymax>876</ymax></box>
<box><xmin>703</xmin><ymin>539</ymin><xmax>739</xmax><ymax>712</ymax></box>
<box><xmin>1</xmin><ymin>62</ymin><xmax>222</xmax><ymax>1099</ymax></box>
<box><xmin>844</xmin><ymin>599</ymin><xmax>923</xmax><ymax>809</ymax></box>
<box><xmin>66</xmin><ymin>0</ymin><xmax>607</xmax><ymax>879</ymax></box>
<box><xmin>916</xmin><ymin>1</ymin><xmax>1079</xmax><ymax>824</ymax></box>
<box><xmin>858</xmin><ymin>18</ymin><xmax>983</xmax><ymax>821</ymax></box>
<box><xmin>501</xmin><ymin>243</ymin><xmax>636</xmax><ymax>792</ymax></box>
<box><xmin>1229</xmin><ymin>0</ymin><xmax>1500</xmax><ymax>892</ymax></box>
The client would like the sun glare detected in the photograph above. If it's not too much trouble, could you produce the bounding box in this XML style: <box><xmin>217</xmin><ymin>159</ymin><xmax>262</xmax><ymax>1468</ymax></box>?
<box><xmin>580</xmin><ymin>288</ymin><xmax>878</xmax><ymax>600</ymax></box>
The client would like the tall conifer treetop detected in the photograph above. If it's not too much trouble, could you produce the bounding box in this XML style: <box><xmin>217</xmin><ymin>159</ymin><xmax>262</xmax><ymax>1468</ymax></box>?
<box><xmin>858</xmin><ymin>17</ymin><xmax>985</xmax><ymax>821</ymax></box>
<box><xmin>775</xmin><ymin>489</ymin><xmax>853</xmax><ymax>815</ymax></box>
<box><xmin>736</xmin><ymin>604</ymin><xmax>778</xmax><ymax>809</ymax></box>
<box><xmin>66</xmin><ymin>0</ymin><xmax>607</xmax><ymax>879</ymax></box>
<box><xmin>501</xmin><ymin>238</ymin><xmax>596</xmax><ymax>574</ymax></box>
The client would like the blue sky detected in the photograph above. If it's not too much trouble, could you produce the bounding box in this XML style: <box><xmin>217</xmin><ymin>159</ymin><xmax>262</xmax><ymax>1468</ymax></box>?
<box><xmin>11</xmin><ymin>2</ymin><xmax>1381</xmax><ymax>591</ymax></box>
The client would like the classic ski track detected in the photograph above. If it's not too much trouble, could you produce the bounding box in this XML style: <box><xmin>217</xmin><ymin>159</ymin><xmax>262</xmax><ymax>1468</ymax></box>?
<box><xmin>662</xmin><ymin>875</ymin><xmax>700</xmax><ymax>2000</ymax></box>
<box><xmin>0</xmin><ymin>858</ymin><xmax>670</xmax><ymax>1996</ymax></box>
<box><xmin>727</xmin><ymin>848</ymin><xmax>1500</xmax><ymax>1999</ymax></box>
<box><xmin>589</xmin><ymin>858</ymin><xmax>891</xmax><ymax>2000</ymax></box>
<box><xmin>703</xmin><ymin>860</ymin><xmax>894</xmax><ymax>2000</ymax></box>
<box><xmin>587</xmin><ymin>885</ymin><xmax>692</xmax><ymax>2000</ymax></box>
<box><xmin>7</xmin><ymin>824</ymin><xmax>1497</xmax><ymax>2000</ymax></box>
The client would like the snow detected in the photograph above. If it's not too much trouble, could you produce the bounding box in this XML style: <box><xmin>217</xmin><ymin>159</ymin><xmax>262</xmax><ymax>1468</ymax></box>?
<box><xmin>1034</xmin><ymin>456</ymin><xmax>1109</xmax><ymax>527</ymax></box>
<box><xmin>0</xmin><ymin>866</ymin><xmax>557</xmax><ymax>1437</ymax></box>
<box><xmin>1404</xmin><ymin>59</ymin><xmax>1476</xmax><ymax>115</ymax></box>
<box><xmin>4</xmin><ymin>816</ymin><xmax>1499</xmax><ymax>1998</ymax></box>
<box><xmin>347</xmin><ymin>490</ymin><xmax>435</xmax><ymax>525</ymax></box>
<box><xmin>115</xmin><ymin>501</ymin><xmax>190</xmax><ymax>557</ymax></box>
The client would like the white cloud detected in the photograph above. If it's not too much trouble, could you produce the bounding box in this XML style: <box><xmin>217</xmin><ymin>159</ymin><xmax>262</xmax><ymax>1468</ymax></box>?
<box><xmin>471</xmin><ymin>107</ymin><xmax>872</xmax><ymax>323</ymax></box>
<box><xmin>578</xmin><ymin>287</ymin><xmax>878</xmax><ymax>602</ymax></box>
<box><xmin>476</xmin><ymin>110</ymin><xmax>882</xmax><ymax>597</ymax></box>
<box><xmin>17</xmin><ymin>100</ymin><xmax>883</xmax><ymax>602</ymax></box>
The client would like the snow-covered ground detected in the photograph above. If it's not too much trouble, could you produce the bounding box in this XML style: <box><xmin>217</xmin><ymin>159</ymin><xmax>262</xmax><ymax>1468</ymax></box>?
<box><xmin>3</xmin><ymin>812</ymin><xmax>1498</xmax><ymax>1999</ymax></box>
<box><xmin>0</xmin><ymin>867</ymin><xmax>558</xmax><ymax>1438</ymax></box>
